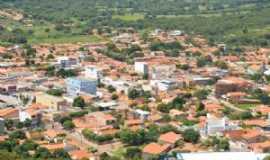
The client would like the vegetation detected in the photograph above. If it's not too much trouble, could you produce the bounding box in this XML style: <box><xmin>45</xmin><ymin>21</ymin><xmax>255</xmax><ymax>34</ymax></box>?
<box><xmin>72</xmin><ymin>96</ymin><xmax>86</xmax><ymax>109</ymax></box>
<box><xmin>183</xmin><ymin>129</ymin><xmax>200</xmax><ymax>144</ymax></box>
<box><xmin>82</xmin><ymin>129</ymin><xmax>114</xmax><ymax>144</ymax></box>
<box><xmin>46</xmin><ymin>88</ymin><xmax>64</xmax><ymax>97</ymax></box>
<box><xmin>1</xmin><ymin>0</ymin><xmax>270</xmax><ymax>46</ymax></box>
<box><xmin>157</xmin><ymin>96</ymin><xmax>186</xmax><ymax>113</ymax></box>
<box><xmin>0</xmin><ymin>139</ymin><xmax>71</xmax><ymax>160</ymax></box>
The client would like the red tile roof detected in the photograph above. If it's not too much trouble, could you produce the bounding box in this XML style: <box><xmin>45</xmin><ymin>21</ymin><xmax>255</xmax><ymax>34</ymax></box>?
<box><xmin>158</xmin><ymin>132</ymin><xmax>181</xmax><ymax>144</ymax></box>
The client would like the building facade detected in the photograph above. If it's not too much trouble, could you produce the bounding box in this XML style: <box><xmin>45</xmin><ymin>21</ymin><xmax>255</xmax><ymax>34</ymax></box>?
<box><xmin>66</xmin><ymin>78</ymin><xmax>97</xmax><ymax>97</ymax></box>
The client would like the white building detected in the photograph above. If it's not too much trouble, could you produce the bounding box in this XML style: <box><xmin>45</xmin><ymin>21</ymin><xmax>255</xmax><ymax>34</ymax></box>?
<box><xmin>150</xmin><ymin>79</ymin><xmax>181</xmax><ymax>91</ymax></box>
<box><xmin>134</xmin><ymin>62</ymin><xmax>148</xmax><ymax>75</ymax></box>
<box><xmin>202</xmin><ymin>114</ymin><xmax>227</xmax><ymax>136</ymax></box>
<box><xmin>169</xmin><ymin>30</ymin><xmax>183</xmax><ymax>36</ymax></box>
<box><xmin>85</xmin><ymin>66</ymin><xmax>102</xmax><ymax>80</ymax></box>
<box><xmin>101</xmin><ymin>77</ymin><xmax>132</xmax><ymax>94</ymax></box>
<box><xmin>56</xmin><ymin>56</ymin><xmax>78</xmax><ymax>69</ymax></box>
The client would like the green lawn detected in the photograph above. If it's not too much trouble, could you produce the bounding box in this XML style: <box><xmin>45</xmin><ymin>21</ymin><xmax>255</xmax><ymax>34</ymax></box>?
<box><xmin>112</xmin><ymin>14</ymin><xmax>144</xmax><ymax>21</ymax></box>
<box><xmin>235</xmin><ymin>103</ymin><xmax>257</xmax><ymax>110</ymax></box>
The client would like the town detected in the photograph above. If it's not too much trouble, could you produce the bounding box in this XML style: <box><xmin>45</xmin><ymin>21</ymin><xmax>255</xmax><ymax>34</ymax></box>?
<box><xmin>0</xmin><ymin>27</ymin><xmax>270</xmax><ymax>160</ymax></box>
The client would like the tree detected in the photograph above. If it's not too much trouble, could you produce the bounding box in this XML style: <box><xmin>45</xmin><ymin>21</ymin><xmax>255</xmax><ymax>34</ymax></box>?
<box><xmin>9</xmin><ymin>130</ymin><xmax>26</xmax><ymax>139</ymax></box>
<box><xmin>63</xmin><ymin>120</ymin><xmax>75</xmax><ymax>130</ymax></box>
<box><xmin>125</xmin><ymin>147</ymin><xmax>142</xmax><ymax>159</ymax></box>
<box><xmin>45</xmin><ymin>66</ymin><xmax>56</xmax><ymax>77</ymax></box>
<box><xmin>183</xmin><ymin>129</ymin><xmax>200</xmax><ymax>144</ymax></box>
<box><xmin>53</xmin><ymin>149</ymin><xmax>71</xmax><ymax>159</ymax></box>
<box><xmin>111</xmin><ymin>93</ymin><xmax>119</xmax><ymax>100</ymax></box>
<box><xmin>56</xmin><ymin>69</ymin><xmax>77</xmax><ymax>78</ymax></box>
<box><xmin>100</xmin><ymin>152</ymin><xmax>110</xmax><ymax>160</ymax></box>
<box><xmin>107</xmin><ymin>85</ymin><xmax>116</xmax><ymax>93</ymax></box>
<box><xmin>23</xmin><ymin>119</ymin><xmax>32</xmax><ymax>128</ymax></box>
<box><xmin>73</xmin><ymin>96</ymin><xmax>86</xmax><ymax>109</ymax></box>
<box><xmin>128</xmin><ymin>88</ymin><xmax>141</xmax><ymax>99</ymax></box>
<box><xmin>34</xmin><ymin>147</ymin><xmax>51</xmax><ymax>159</ymax></box>
<box><xmin>194</xmin><ymin>89</ymin><xmax>209</xmax><ymax>100</ymax></box>
<box><xmin>5</xmin><ymin>119</ymin><xmax>14</xmax><ymax>130</ymax></box>
<box><xmin>47</xmin><ymin>88</ymin><xmax>64</xmax><ymax>96</ymax></box>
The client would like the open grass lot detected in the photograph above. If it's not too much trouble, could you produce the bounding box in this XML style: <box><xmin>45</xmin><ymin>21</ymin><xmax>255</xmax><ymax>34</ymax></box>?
<box><xmin>112</xmin><ymin>14</ymin><xmax>144</xmax><ymax>21</ymax></box>
<box><xmin>235</xmin><ymin>103</ymin><xmax>257</xmax><ymax>110</ymax></box>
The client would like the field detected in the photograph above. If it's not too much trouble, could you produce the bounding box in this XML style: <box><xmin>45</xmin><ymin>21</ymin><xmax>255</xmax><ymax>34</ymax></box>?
<box><xmin>112</xmin><ymin>14</ymin><xmax>144</xmax><ymax>21</ymax></box>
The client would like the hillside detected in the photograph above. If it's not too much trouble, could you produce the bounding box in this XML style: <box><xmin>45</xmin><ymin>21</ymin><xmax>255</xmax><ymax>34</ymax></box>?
<box><xmin>0</xmin><ymin>0</ymin><xmax>270</xmax><ymax>46</ymax></box>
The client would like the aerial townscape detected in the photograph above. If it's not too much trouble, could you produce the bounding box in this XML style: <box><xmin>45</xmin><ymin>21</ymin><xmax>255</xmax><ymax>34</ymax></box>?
<box><xmin>1</xmin><ymin>0</ymin><xmax>270</xmax><ymax>160</ymax></box>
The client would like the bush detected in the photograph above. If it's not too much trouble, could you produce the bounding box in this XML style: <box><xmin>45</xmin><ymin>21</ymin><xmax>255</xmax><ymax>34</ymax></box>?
<box><xmin>183</xmin><ymin>129</ymin><xmax>200</xmax><ymax>144</ymax></box>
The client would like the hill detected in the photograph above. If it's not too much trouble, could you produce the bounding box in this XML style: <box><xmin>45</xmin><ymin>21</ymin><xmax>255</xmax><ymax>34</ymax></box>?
<box><xmin>0</xmin><ymin>0</ymin><xmax>270</xmax><ymax>46</ymax></box>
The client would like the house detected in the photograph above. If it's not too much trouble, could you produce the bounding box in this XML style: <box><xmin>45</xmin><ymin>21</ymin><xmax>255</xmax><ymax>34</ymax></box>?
<box><xmin>158</xmin><ymin>132</ymin><xmax>182</xmax><ymax>147</ymax></box>
<box><xmin>56</xmin><ymin>56</ymin><xmax>78</xmax><ymax>69</ymax></box>
<box><xmin>215</xmin><ymin>77</ymin><xmax>252</xmax><ymax>97</ymax></box>
<box><xmin>35</xmin><ymin>93</ymin><xmax>66</xmax><ymax>111</ymax></box>
<box><xmin>191</xmin><ymin>77</ymin><xmax>213</xmax><ymax>86</ymax></box>
<box><xmin>73</xmin><ymin>112</ymin><xmax>116</xmax><ymax>131</ymax></box>
<box><xmin>243</xmin><ymin>119</ymin><xmax>270</xmax><ymax>130</ymax></box>
<box><xmin>19</xmin><ymin>107</ymin><xmax>42</xmax><ymax>127</ymax></box>
<box><xmin>43</xmin><ymin>129</ymin><xmax>65</xmax><ymax>143</ymax></box>
<box><xmin>203</xmin><ymin>102</ymin><xmax>223</xmax><ymax>113</ymax></box>
<box><xmin>94</xmin><ymin>101</ymin><xmax>118</xmax><ymax>111</ymax></box>
<box><xmin>124</xmin><ymin>119</ymin><xmax>144</xmax><ymax>131</ymax></box>
<box><xmin>151</xmin><ymin>65</ymin><xmax>176</xmax><ymax>80</ymax></box>
<box><xmin>157</xmin><ymin>80</ymin><xmax>178</xmax><ymax>91</ymax></box>
<box><xmin>0</xmin><ymin>83</ymin><xmax>17</xmax><ymax>94</ymax></box>
<box><xmin>0</xmin><ymin>107</ymin><xmax>19</xmax><ymax>120</ymax></box>
<box><xmin>225</xmin><ymin>92</ymin><xmax>247</xmax><ymax>103</ymax></box>
<box><xmin>69</xmin><ymin>150</ymin><xmax>94</xmax><ymax>160</ymax></box>
<box><xmin>242</xmin><ymin>129</ymin><xmax>266</xmax><ymax>144</ymax></box>
<box><xmin>66</xmin><ymin>77</ymin><xmax>97</xmax><ymax>97</ymax></box>
<box><xmin>133</xmin><ymin>109</ymin><xmax>150</xmax><ymax>121</ymax></box>
<box><xmin>169</xmin><ymin>109</ymin><xmax>185</xmax><ymax>118</ymax></box>
<box><xmin>249</xmin><ymin>141</ymin><xmax>270</xmax><ymax>153</ymax></box>
<box><xmin>41</xmin><ymin>143</ymin><xmax>65</xmax><ymax>151</ymax></box>
<box><xmin>201</xmin><ymin>114</ymin><xmax>227</xmax><ymax>136</ymax></box>
<box><xmin>134</xmin><ymin>62</ymin><xmax>148</xmax><ymax>75</ymax></box>
<box><xmin>253</xmin><ymin>105</ymin><xmax>270</xmax><ymax>115</ymax></box>
<box><xmin>84</xmin><ymin>66</ymin><xmax>102</xmax><ymax>80</ymax></box>
<box><xmin>142</xmin><ymin>143</ymin><xmax>170</xmax><ymax>160</ymax></box>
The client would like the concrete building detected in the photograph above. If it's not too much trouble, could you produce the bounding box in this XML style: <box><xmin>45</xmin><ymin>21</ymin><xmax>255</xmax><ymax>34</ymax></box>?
<box><xmin>150</xmin><ymin>79</ymin><xmax>180</xmax><ymax>91</ymax></box>
<box><xmin>66</xmin><ymin>77</ymin><xmax>97</xmax><ymax>97</ymax></box>
<box><xmin>151</xmin><ymin>65</ymin><xmax>176</xmax><ymax>80</ymax></box>
<box><xmin>84</xmin><ymin>66</ymin><xmax>102</xmax><ymax>80</ymax></box>
<box><xmin>134</xmin><ymin>62</ymin><xmax>148</xmax><ymax>75</ymax></box>
<box><xmin>202</xmin><ymin>114</ymin><xmax>228</xmax><ymax>136</ymax></box>
<box><xmin>57</xmin><ymin>56</ymin><xmax>78</xmax><ymax>69</ymax></box>
<box><xmin>215</xmin><ymin>77</ymin><xmax>252</xmax><ymax>97</ymax></box>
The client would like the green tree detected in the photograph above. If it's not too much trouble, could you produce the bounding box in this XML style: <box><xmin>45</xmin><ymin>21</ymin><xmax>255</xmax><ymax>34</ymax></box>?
<box><xmin>183</xmin><ymin>129</ymin><xmax>200</xmax><ymax>144</ymax></box>
<box><xmin>125</xmin><ymin>147</ymin><xmax>142</xmax><ymax>159</ymax></box>
<box><xmin>73</xmin><ymin>96</ymin><xmax>86</xmax><ymax>109</ymax></box>
<box><xmin>107</xmin><ymin>85</ymin><xmax>116</xmax><ymax>93</ymax></box>
<box><xmin>63</xmin><ymin>120</ymin><xmax>75</xmax><ymax>130</ymax></box>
